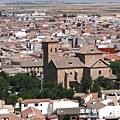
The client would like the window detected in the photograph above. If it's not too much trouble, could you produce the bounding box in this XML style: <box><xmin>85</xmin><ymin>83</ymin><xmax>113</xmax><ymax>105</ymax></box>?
<box><xmin>98</xmin><ymin>70</ymin><xmax>101</xmax><ymax>75</ymax></box>
<box><xmin>40</xmin><ymin>104</ymin><xmax>42</xmax><ymax>106</ymax></box>
<box><xmin>72</xmin><ymin>116</ymin><xmax>76</xmax><ymax>120</ymax></box>
<box><xmin>24</xmin><ymin>104</ymin><xmax>28</xmax><ymax>107</ymax></box>
<box><xmin>35</xmin><ymin>103</ymin><xmax>38</xmax><ymax>106</ymax></box>
<box><xmin>70</xmin><ymin>72</ymin><xmax>72</xmax><ymax>75</ymax></box>
<box><xmin>50</xmin><ymin>48</ymin><xmax>52</xmax><ymax>52</ymax></box>
<box><xmin>68</xmin><ymin>61</ymin><xmax>72</xmax><ymax>65</ymax></box>
<box><xmin>55</xmin><ymin>48</ymin><xmax>57</xmax><ymax>52</ymax></box>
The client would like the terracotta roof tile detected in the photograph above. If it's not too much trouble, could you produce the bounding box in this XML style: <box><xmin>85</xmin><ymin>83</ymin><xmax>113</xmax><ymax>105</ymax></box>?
<box><xmin>21</xmin><ymin>99</ymin><xmax>50</xmax><ymax>104</ymax></box>
<box><xmin>22</xmin><ymin>106</ymin><xmax>45</xmax><ymax>119</ymax></box>
<box><xmin>104</xmin><ymin>53</ymin><xmax>120</xmax><ymax>61</ymax></box>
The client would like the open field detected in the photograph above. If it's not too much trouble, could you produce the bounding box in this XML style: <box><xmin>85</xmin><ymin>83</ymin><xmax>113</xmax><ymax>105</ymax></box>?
<box><xmin>0</xmin><ymin>2</ymin><xmax>120</xmax><ymax>16</ymax></box>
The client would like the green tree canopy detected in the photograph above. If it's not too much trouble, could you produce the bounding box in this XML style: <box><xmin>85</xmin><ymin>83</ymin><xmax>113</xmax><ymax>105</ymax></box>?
<box><xmin>110</xmin><ymin>61</ymin><xmax>120</xmax><ymax>75</ymax></box>
<box><xmin>91</xmin><ymin>80</ymin><xmax>100</xmax><ymax>93</ymax></box>
<box><xmin>39</xmin><ymin>82</ymin><xmax>74</xmax><ymax>100</ymax></box>
<box><xmin>73</xmin><ymin>96</ymin><xmax>82</xmax><ymax>107</ymax></box>
<box><xmin>63</xmin><ymin>13</ymin><xmax>67</xmax><ymax>17</ymax></box>
<box><xmin>96</xmin><ymin>76</ymin><xmax>114</xmax><ymax>90</ymax></box>
<box><xmin>0</xmin><ymin>76</ymin><xmax>9</xmax><ymax>102</ymax></box>
<box><xmin>0</xmin><ymin>71</ymin><xmax>75</xmax><ymax>104</ymax></box>
<box><xmin>81</xmin><ymin>76</ymin><xmax>92</xmax><ymax>93</ymax></box>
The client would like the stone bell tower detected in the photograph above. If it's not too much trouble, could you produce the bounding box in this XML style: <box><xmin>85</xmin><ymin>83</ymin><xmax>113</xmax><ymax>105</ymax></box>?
<box><xmin>42</xmin><ymin>38</ymin><xmax>59</xmax><ymax>82</ymax></box>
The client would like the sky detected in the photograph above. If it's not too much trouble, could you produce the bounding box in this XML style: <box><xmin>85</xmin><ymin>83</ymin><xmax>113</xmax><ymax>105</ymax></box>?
<box><xmin>0</xmin><ymin>0</ymin><xmax>120</xmax><ymax>3</ymax></box>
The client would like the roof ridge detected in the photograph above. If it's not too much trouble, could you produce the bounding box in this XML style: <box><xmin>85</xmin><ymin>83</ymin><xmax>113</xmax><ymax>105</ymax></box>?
<box><xmin>31</xmin><ymin>106</ymin><xmax>35</xmax><ymax>116</ymax></box>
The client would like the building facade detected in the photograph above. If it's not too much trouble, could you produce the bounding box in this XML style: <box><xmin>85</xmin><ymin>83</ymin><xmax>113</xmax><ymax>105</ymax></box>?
<box><xmin>43</xmin><ymin>38</ymin><xmax>113</xmax><ymax>90</ymax></box>
<box><xmin>21</xmin><ymin>99</ymin><xmax>50</xmax><ymax>115</ymax></box>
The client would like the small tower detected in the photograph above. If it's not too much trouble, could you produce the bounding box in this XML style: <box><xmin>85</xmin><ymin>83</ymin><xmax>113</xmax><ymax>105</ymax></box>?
<box><xmin>42</xmin><ymin>38</ymin><xmax>59</xmax><ymax>82</ymax></box>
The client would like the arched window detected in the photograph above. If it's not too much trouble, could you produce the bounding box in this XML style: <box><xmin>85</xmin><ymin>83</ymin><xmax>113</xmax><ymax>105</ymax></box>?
<box><xmin>55</xmin><ymin>48</ymin><xmax>57</xmax><ymax>52</ymax></box>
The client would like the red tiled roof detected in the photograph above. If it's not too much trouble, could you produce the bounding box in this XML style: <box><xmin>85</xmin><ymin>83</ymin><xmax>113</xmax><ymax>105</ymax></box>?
<box><xmin>104</xmin><ymin>53</ymin><xmax>120</xmax><ymax>61</ymax></box>
<box><xmin>22</xmin><ymin>106</ymin><xmax>45</xmax><ymax>119</ymax></box>
<box><xmin>47</xmin><ymin>115</ymin><xmax>58</xmax><ymax>119</ymax></box>
<box><xmin>98</xmin><ymin>48</ymin><xmax>115</xmax><ymax>54</ymax></box>
<box><xmin>21</xmin><ymin>99</ymin><xmax>50</xmax><ymax>104</ymax></box>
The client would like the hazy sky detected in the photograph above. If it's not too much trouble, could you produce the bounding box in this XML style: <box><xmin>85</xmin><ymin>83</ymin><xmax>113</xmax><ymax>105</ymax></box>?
<box><xmin>0</xmin><ymin>0</ymin><xmax>120</xmax><ymax>3</ymax></box>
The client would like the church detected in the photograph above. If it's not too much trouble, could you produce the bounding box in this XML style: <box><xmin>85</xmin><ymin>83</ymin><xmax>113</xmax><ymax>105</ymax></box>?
<box><xmin>42</xmin><ymin>38</ymin><xmax>113</xmax><ymax>90</ymax></box>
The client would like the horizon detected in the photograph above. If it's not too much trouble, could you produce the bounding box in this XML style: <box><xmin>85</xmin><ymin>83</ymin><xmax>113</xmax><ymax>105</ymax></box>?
<box><xmin>0</xmin><ymin>0</ymin><xmax>120</xmax><ymax>3</ymax></box>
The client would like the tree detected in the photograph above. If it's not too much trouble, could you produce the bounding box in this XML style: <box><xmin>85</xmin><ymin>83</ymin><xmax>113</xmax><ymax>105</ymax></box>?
<box><xmin>96</xmin><ymin>76</ymin><xmax>114</xmax><ymax>90</ymax></box>
<box><xmin>62</xmin><ymin>114</ymin><xmax>70</xmax><ymax>120</ymax></box>
<box><xmin>7</xmin><ymin>73</ymin><xmax>40</xmax><ymax>99</ymax></box>
<box><xmin>110</xmin><ymin>61</ymin><xmax>120</xmax><ymax>81</ymax></box>
<box><xmin>103</xmin><ymin>24</ymin><xmax>110</xmax><ymax>28</ymax></box>
<box><xmin>63</xmin><ymin>13</ymin><xmax>67</xmax><ymax>17</ymax></box>
<box><xmin>81</xmin><ymin>77</ymin><xmax>92</xmax><ymax>93</ymax></box>
<box><xmin>91</xmin><ymin>80</ymin><xmax>100</xmax><ymax>93</ymax></box>
<box><xmin>73</xmin><ymin>96</ymin><xmax>82</xmax><ymax>107</ymax></box>
<box><xmin>0</xmin><ymin>58</ymin><xmax>2</xmax><ymax>62</ymax></box>
<box><xmin>110</xmin><ymin>61</ymin><xmax>120</xmax><ymax>75</ymax></box>
<box><xmin>0</xmin><ymin>71</ymin><xmax>75</xmax><ymax>103</ymax></box>
<box><xmin>7</xmin><ymin>95</ymin><xmax>19</xmax><ymax>106</ymax></box>
<box><xmin>0</xmin><ymin>76</ymin><xmax>9</xmax><ymax>102</ymax></box>
<box><xmin>39</xmin><ymin>82</ymin><xmax>74</xmax><ymax>100</ymax></box>
<box><xmin>49</xmin><ymin>19</ymin><xmax>55</xmax><ymax>22</ymax></box>
<box><xmin>0</xmin><ymin>51</ymin><xmax>3</xmax><ymax>56</ymax></box>
<box><xmin>117</xmin><ymin>73</ymin><xmax>120</xmax><ymax>80</ymax></box>
<box><xmin>0</xmin><ymin>71</ymin><xmax>8</xmax><ymax>79</ymax></box>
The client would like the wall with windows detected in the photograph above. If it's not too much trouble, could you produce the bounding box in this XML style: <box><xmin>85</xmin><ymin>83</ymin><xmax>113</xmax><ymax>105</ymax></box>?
<box><xmin>99</xmin><ymin>106</ymin><xmax>120</xmax><ymax>119</ymax></box>
<box><xmin>90</xmin><ymin>67</ymin><xmax>110</xmax><ymax>80</ymax></box>
<box><xmin>21</xmin><ymin>101</ymin><xmax>50</xmax><ymax>114</ymax></box>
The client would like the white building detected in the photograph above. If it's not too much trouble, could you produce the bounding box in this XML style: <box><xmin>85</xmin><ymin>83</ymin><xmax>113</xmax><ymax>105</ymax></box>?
<box><xmin>99</xmin><ymin>106</ymin><xmax>120</xmax><ymax>119</ymax></box>
<box><xmin>85</xmin><ymin>97</ymin><xmax>120</xmax><ymax>120</ymax></box>
<box><xmin>21</xmin><ymin>99</ymin><xmax>50</xmax><ymax>114</ymax></box>
<box><xmin>0</xmin><ymin>100</ymin><xmax>14</xmax><ymax>114</ymax></box>
<box><xmin>13</xmin><ymin>31</ymin><xmax>26</xmax><ymax>38</ymax></box>
<box><xmin>52</xmin><ymin>98</ymin><xmax>79</xmax><ymax>112</ymax></box>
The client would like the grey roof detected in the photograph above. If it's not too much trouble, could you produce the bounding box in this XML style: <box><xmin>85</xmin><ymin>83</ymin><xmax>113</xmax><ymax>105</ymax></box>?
<box><xmin>76</xmin><ymin>45</ymin><xmax>103</xmax><ymax>54</ymax></box>
<box><xmin>88</xmin><ymin>102</ymin><xmax>106</xmax><ymax>110</ymax></box>
<box><xmin>101</xmin><ymin>90</ymin><xmax>120</xmax><ymax>94</ymax></box>
<box><xmin>20</xmin><ymin>59</ymin><xmax>43</xmax><ymax>67</ymax></box>
<box><xmin>85</xmin><ymin>58</ymin><xmax>110</xmax><ymax>67</ymax></box>
<box><xmin>52</xmin><ymin>57</ymin><xmax>84</xmax><ymax>69</ymax></box>
<box><xmin>0</xmin><ymin>42</ymin><xmax>8</xmax><ymax>46</ymax></box>
<box><xmin>86</xmin><ymin>98</ymin><xmax>106</xmax><ymax>110</ymax></box>
<box><xmin>57</xmin><ymin>107</ymin><xmax>87</xmax><ymax>115</ymax></box>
